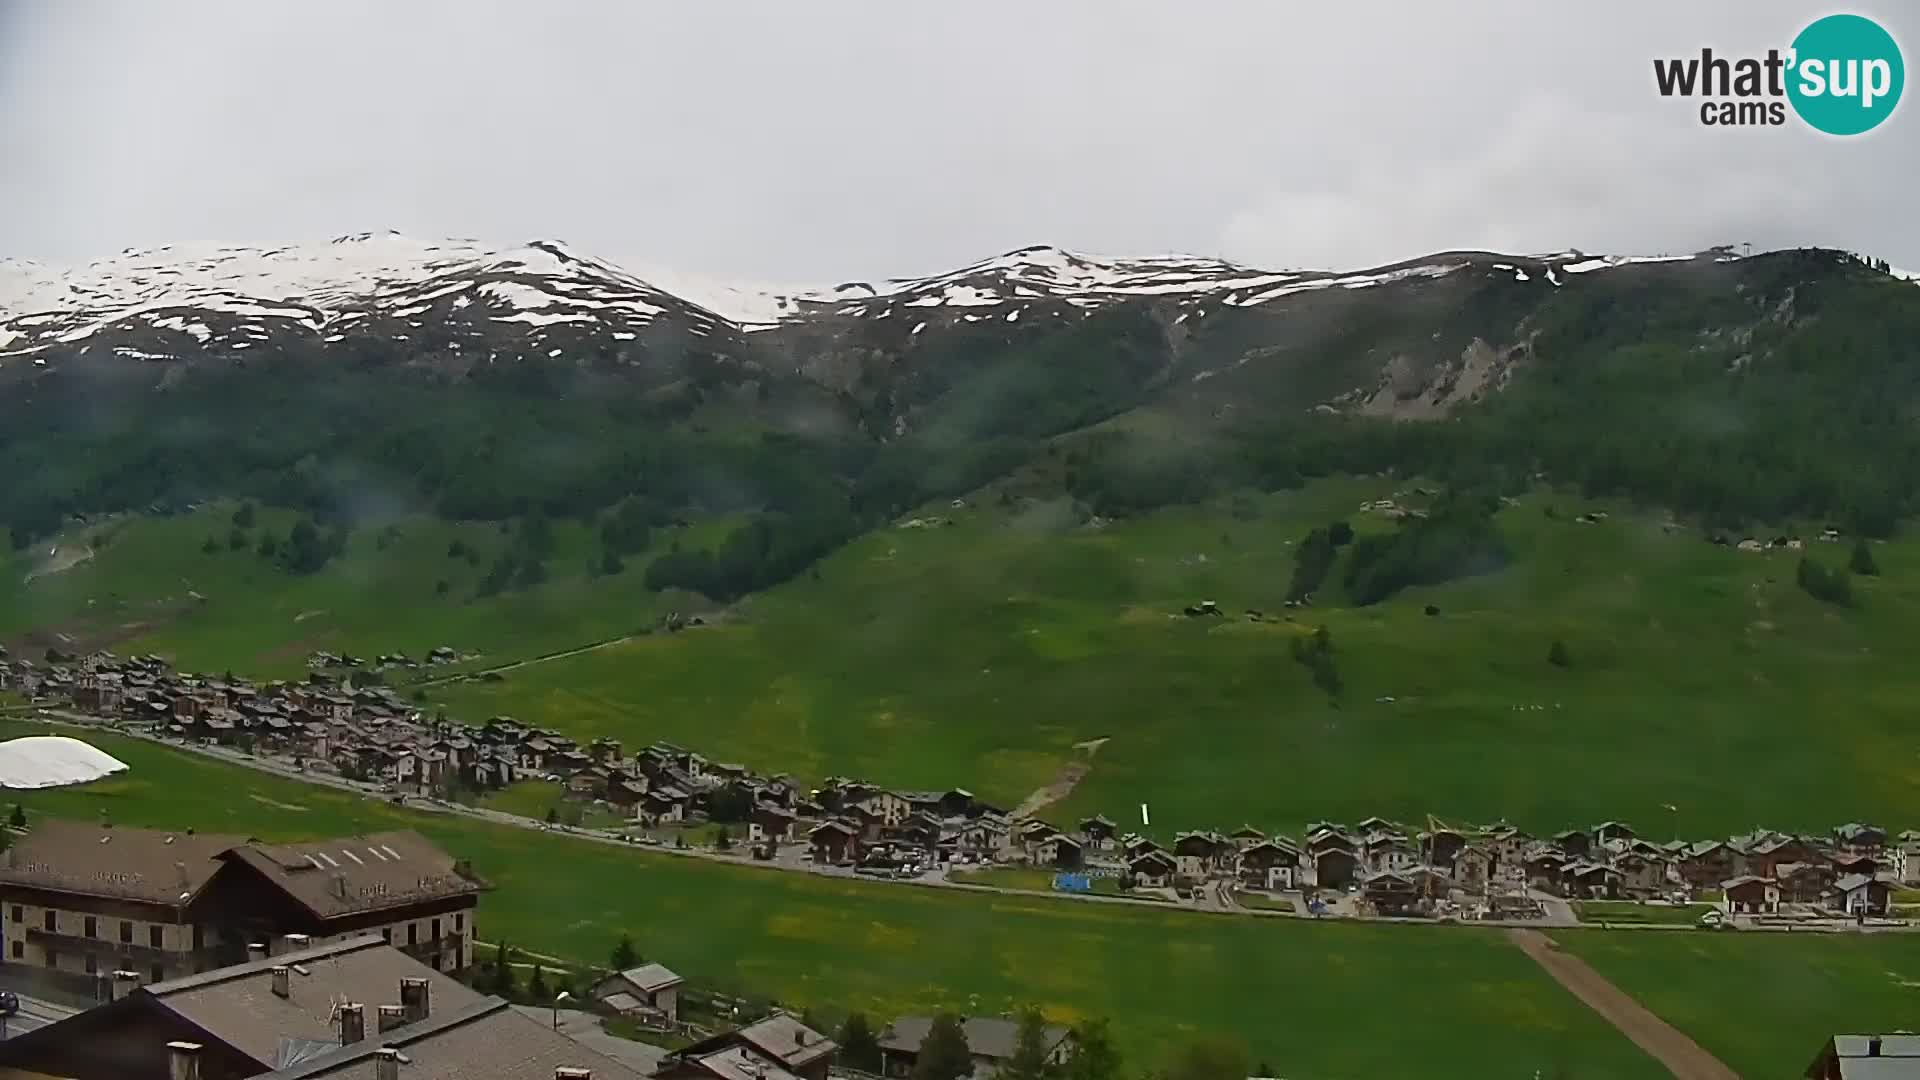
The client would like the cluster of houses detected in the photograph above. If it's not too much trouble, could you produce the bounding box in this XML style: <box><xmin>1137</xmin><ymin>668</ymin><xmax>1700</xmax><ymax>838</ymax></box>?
<box><xmin>6</xmin><ymin>649</ymin><xmax>1915</xmax><ymax>922</ymax></box>
<box><xmin>1095</xmin><ymin>817</ymin><xmax>1914</xmax><ymax>919</ymax></box>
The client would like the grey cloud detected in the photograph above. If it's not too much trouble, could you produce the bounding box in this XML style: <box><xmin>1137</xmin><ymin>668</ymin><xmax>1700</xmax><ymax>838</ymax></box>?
<box><xmin>0</xmin><ymin>0</ymin><xmax>1913</xmax><ymax>281</ymax></box>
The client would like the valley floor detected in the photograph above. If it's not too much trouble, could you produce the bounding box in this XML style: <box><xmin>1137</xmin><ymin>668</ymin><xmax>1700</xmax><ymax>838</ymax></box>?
<box><xmin>1</xmin><ymin>718</ymin><xmax>1911</xmax><ymax>1079</ymax></box>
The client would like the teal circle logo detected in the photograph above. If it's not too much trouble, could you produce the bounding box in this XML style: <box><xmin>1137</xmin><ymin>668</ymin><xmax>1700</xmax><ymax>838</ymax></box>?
<box><xmin>1787</xmin><ymin>14</ymin><xmax>1904</xmax><ymax>135</ymax></box>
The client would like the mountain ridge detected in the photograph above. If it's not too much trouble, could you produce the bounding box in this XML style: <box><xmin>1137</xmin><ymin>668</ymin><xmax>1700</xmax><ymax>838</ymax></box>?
<box><xmin>1</xmin><ymin>232</ymin><xmax>1832</xmax><ymax>364</ymax></box>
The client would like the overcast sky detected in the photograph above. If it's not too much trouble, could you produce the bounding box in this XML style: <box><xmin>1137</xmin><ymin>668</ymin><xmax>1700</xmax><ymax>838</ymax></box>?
<box><xmin>0</xmin><ymin>1</ymin><xmax>1913</xmax><ymax>282</ymax></box>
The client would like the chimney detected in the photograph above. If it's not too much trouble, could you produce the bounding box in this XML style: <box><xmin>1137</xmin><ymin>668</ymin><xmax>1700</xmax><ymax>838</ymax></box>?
<box><xmin>247</xmin><ymin>942</ymin><xmax>268</xmax><ymax>963</ymax></box>
<box><xmin>339</xmin><ymin>1002</ymin><xmax>365</xmax><ymax>1044</ymax></box>
<box><xmin>112</xmin><ymin>970</ymin><xmax>141</xmax><ymax>1000</ymax></box>
<box><xmin>376</xmin><ymin>1048</ymin><xmax>402</xmax><ymax>1080</ymax></box>
<box><xmin>271</xmin><ymin>965</ymin><xmax>291</xmax><ymax>999</ymax></box>
<box><xmin>399</xmin><ymin>976</ymin><xmax>430</xmax><ymax>1022</ymax></box>
<box><xmin>1870</xmin><ymin>1035</ymin><xmax>1884</xmax><ymax>1057</ymax></box>
<box><xmin>167</xmin><ymin>1041</ymin><xmax>203</xmax><ymax>1080</ymax></box>
<box><xmin>285</xmin><ymin>933</ymin><xmax>312</xmax><ymax>951</ymax></box>
<box><xmin>377</xmin><ymin>1004</ymin><xmax>408</xmax><ymax>1033</ymax></box>
<box><xmin>555</xmin><ymin>1070</ymin><xmax>594</xmax><ymax>1080</ymax></box>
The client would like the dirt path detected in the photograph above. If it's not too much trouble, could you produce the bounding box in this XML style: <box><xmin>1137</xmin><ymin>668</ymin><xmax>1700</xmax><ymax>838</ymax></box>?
<box><xmin>1508</xmin><ymin>929</ymin><xmax>1738</xmax><ymax>1080</ymax></box>
<box><xmin>1012</xmin><ymin>737</ymin><xmax>1108</xmax><ymax>818</ymax></box>
<box><xmin>21</xmin><ymin>544</ymin><xmax>93</xmax><ymax>584</ymax></box>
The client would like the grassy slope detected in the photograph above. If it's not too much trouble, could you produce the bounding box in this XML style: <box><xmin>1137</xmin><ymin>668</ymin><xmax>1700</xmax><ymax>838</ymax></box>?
<box><xmin>1559</xmin><ymin>929</ymin><xmax>1920</xmax><ymax>1078</ymax></box>
<box><xmin>421</xmin><ymin>478</ymin><xmax>1920</xmax><ymax>837</ymax></box>
<box><xmin>0</xmin><ymin>505</ymin><xmax>739</xmax><ymax>679</ymax></box>
<box><xmin>0</xmin><ymin>719</ymin><xmax>1659</xmax><ymax>1078</ymax></box>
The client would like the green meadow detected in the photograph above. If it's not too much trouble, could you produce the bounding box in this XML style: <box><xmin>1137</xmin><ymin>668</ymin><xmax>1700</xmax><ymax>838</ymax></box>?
<box><xmin>9</xmin><ymin>477</ymin><xmax>1920</xmax><ymax>841</ymax></box>
<box><xmin>11</xmin><ymin>719</ymin><xmax>1916</xmax><ymax>1078</ymax></box>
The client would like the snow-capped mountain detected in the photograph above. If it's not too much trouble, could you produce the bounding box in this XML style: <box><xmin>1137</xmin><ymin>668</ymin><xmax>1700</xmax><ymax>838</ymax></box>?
<box><xmin>0</xmin><ymin>232</ymin><xmax>1852</xmax><ymax>367</ymax></box>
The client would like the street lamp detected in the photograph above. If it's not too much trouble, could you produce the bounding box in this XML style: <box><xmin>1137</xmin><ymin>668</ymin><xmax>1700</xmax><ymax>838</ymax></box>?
<box><xmin>552</xmin><ymin>990</ymin><xmax>571</xmax><ymax>1030</ymax></box>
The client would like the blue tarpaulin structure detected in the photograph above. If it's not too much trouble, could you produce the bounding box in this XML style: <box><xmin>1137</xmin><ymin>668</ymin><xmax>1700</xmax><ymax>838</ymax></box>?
<box><xmin>1053</xmin><ymin>873</ymin><xmax>1093</xmax><ymax>892</ymax></box>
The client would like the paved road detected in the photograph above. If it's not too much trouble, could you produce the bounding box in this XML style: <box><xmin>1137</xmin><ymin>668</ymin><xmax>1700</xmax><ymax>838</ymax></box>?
<box><xmin>1509</xmin><ymin>928</ymin><xmax>1738</xmax><ymax>1080</ymax></box>
<box><xmin>0</xmin><ymin>993</ymin><xmax>79</xmax><ymax>1039</ymax></box>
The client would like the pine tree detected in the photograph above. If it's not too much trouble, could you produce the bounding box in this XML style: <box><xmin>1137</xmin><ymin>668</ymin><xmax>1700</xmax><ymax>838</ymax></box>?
<box><xmin>1850</xmin><ymin>537</ymin><xmax>1880</xmax><ymax>576</ymax></box>
<box><xmin>527</xmin><ymin>962</ymin><xmax>550</xmax><ymax>1001</ymax></box>
<box><xmin>611</xmin><ymin>933</ymin><xmax>639</xmax><ymax>971</ymax></box>
<box><xmin>995</xmin><ymin>1009</ymin><xmax>1052</xmax><ymax>1080</ymax></box>
<box><xmin>8</xmin><ymin>803</ymin><xmax>25</xmax><ymax>829</ymax></box>
<box><xmin>492</xmin><ymin>942</ymin><xmax>517</xmax><ymax>996</ymax></box>
<box><xmin>911</xmin><ymin>1013</ymin><xmax>974</xmax><ymax>1080</ymax></box>
<box><xmin>1066</xmin><ymin>1018</ymin><xmax>1119</xmax><ymax>1080</ymax></box>
<box><xmin>837</xmin><ymin>1012</ymin><xmax>883</xmax><ymax>1073</ymax></box>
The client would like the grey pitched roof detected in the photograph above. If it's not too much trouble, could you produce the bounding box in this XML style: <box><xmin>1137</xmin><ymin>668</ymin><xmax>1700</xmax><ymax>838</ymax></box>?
<box><xmin>880</xmin><ymin>1016</ymin><xmax>1071</xmax><ymax>1061</ymax></box>
<box><xmin>257</xmin><ymin>998</ymin><xmax>649</xmax><ymax>1079</ymax></box>
<box><xmin>147</xmin><ymin>935</ymin><xmax>484</xmax><ymax>1066</ymax></box>
<box><xmin>613</xmin><ymin>963</ymin><xmax>682</xmax><ymax>992</ymax></box>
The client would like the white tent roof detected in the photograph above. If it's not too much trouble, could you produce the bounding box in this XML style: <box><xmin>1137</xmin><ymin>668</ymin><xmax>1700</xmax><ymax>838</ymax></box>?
<box><xmin>0</xmin><ymin>735</ymin><xmax>129</xmax><ymax>789</ymax></box>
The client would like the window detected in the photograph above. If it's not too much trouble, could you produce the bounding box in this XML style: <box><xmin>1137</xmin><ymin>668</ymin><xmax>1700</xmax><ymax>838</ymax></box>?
<box><xmin>84</xmin><ymin>954</ymin><xmax>97</xmax><ymax>975</ymax></box>
<box><xmin>149</xmin><ymin>926</ymin><xmax>164</xmax><ymax>949</ymax></box>
<box><xmin>152</xmin><ymin>963</ymin><xmax>165</xmax><ymax>983</ymax></box>
<box><xmin>120</xmin><ymin>921</ymin><xmax>133</xmax><ymax>944</ymax></box>
<box><xmin>43</xmin><ymin>910</ymin><xmax>55</xmax><ymax>932</ymax></box>
<box><xmin>382</xmin><ymin>927</ymin><xmax>392</xmax><ymax>943</ymax></box>
<box><xmin>9</xmin><ymin>941</ymin><xmax>20</xmax><ymax>959</ymax></box>
<box><xmin>431</xmin><ymin>917</ymin><xmax>441</xmax><ymax>941</ymax></box>
<box><xmin>83</xmin><ymin>916</ymin><xmax>97</xmax><ymax>938</ymax></box>
<box><xmin>407</xmin><ymin>923</ymin><xmax>417</xmax><ymax>946</ymax></box>
<box><xmin>454</xmin><ymin>912</ymin><xmax>464</xmax><ymax>932</ymax></box>
<box><xmin>9</xmin><ymin>905</ymin><xmax>19</xmax><ymax>923</ymax></box>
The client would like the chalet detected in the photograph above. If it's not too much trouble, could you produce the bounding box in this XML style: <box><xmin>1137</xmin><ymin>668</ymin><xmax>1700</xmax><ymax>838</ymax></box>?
<box><xmin>1360</xmin><ymin>870</ymin><xmax>1419</xmax><ymax>917</ymax></box>
<box><xmin>1237</xmin><ymin>838</ymin><xmax>1301</xmax><ymax>891</ymax></box>
<box><xmin>1679</xmin><ymin>841</ymin><xmax>1739</xmax><ymax>890</ymax></box>
<box><xmin>1421</xmin><ymin>828</ymin><xmax>1468</xmax><ymax>869</ymax></box>
<box><xmin>1834</xmin><ymin>822</ymin><xmax>1888</xmax><ymax>854</ymax></box>
<box><xmin>854</xmin><ymin>790</ymin><xmax>913</xmax><ymax>827</ymax></box>
<box><xmin>1361</xmin><ymin>831</ymin><xmax>1418</xmax><ymax>875</ymax></box>
<box><xmin>1310</xmin><ymin>846</ymin><xmax>1360</xmax><ymax>890</ymax></box>
<box><xmin>749</xmin><ymin>804</ymin><xmax>800</xmax><ymax>845</ymax></box>
<box><xmin>1833</xmin><ymin>852</ymin><xmax>1881</xmax><ymax>880</ymax></box>
<box><xmin>886</xmin><ymin>814</ymin><xmax>943</xmax><ymax>854</ymax></box>
<box><xmin>1615</xmin><ymin>852</ymin><xmax>1670</xmax><ymax>899</ymax></box>
<box><xmin>640</xmin><ymin>786</ymin><xmax>691</xmax><ymax>824</ymax></box>
<box><xmin>810</xmin><ymin>820</ymin><xmax>862</xmax><ymax>865</ymax></box>
<box><xmin>659</xmin><ymin>1012</ymin><xmax>837</xmax><ymax>1080</ymax></box>
<box><xmin>957</xmin><ymin>818</ymin><xmax>1010</xmax><ymax>860</ymax></box>
<box><xmin>1722</xmin><ymin>875</ymin><xmax>1781</xmax><ymax>915</ymax></box>
<box><xmin>880</xmin><ymin>1016</ymin><xmax>1073</xmax><ymax>1080</ymax></box>
<box><xmin>1354</xmin><ymin>816</ymin><xmax>1398</xmax><ymax>834</ymax></box>
<box><xmin>1524</xmin><ymin>850</ymin><xmax>1569</xmax><ymax>895</ymax></box>
<box><xmin>0</xmin><ymin>937</ymin><xmax>585</xmax><ymax>1080</ymax></box>
<box><xmin>1733</xmin><ymin>831</ymin><xmax>1820</xmax><ymax>878</ymax></box>
<box><xmin>1037</xmin><ymin>834</ymin><xmax>1084</xmax><ymax>870</ymax></box>
<box><xmin>1121</xmin><ymin>834</ymin><xmax>1161</xmax><ymax>861</ymax></box>
<box><xmin>1079</xmin><ymin>815</ymin><xmax>1117</xmax><ymax>850</ymax></box>
<box><xmin>1481</xmin><ymin>824</ymin><xmax>1535</xmax><ymax>870</ymax></box>
<box><xmin>606</xmin><ymin>777</ymin><xmax>649</xmax><ymax>810</ymax></box>
<box><xmin>1171</xmin><ymin>832</ymin><xmax>1231</xmax><ymax>879</ymax></box>
<box><xmin>1777</xmin><ymin>862</ymin><xmax>1837</xmax><ymax>905</ymax></box>
<box><xmin>1564</xmin><ymin>862</ymin><xmax>1622</xmax><ymax>900</ymax></box>
<box><xmin>590</xmin><ymin>961</ymin><xmax>685</xmax><ymax>1023</ymax></box>
<box><xmin>1228</xmin><ymin>826</ymin><xmax>1266</xmax><ymax>852</ymax></box>
<box><xmin>1824</xmin><ymin>874</ymin><xmax>1891</xmax><ymax>918</ymax></box>
<box><xmin>1553</xmin><ymin>829</ymin><xmax>1592</xmax><ymax>859</ymax></box>
<box><xmin>1591</xmin><ymin>821</ymin><xmax>1636</xmax><ymax>849</ymax></box>
<box><xmin>1897</xmin><ymin>831</ymin><xmax>1920</xmax><ymax>885</ymax></box>
<box><xmin>1128</xmin><ymin>849</ymin><xmax>1177</xmax><ymax>889</ymax></box>
<box><xmin>1454</xmin><ymin>845</ymin><xmax>1494</xmax><ymax>892</ymax></box>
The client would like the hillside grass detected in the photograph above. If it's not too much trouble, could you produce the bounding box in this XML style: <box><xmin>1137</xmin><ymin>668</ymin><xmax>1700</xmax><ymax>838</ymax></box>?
<box><xmin>0</xmin><ymin>503</ymin><xmax>739</xmax><ymax>679</ymax></box>
<box><xmin>0</xmin><ymin>719</ymin><xmax>1660</xmax><ymax>1078</ymax></box>
<box><xmin>1572</xmin><ymin>901</ymin><xmax>1715</xmax><ymax>926</ymax></box>
<box><xmin>1558</xmin><ymin>929</ymin><xmax>1920</xmax><ymax>1079</ymax></box>
<box><xmin>421</xmin><ymin>477</ymin><xmax>1920</xmax><ymax>837</ymax></box>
